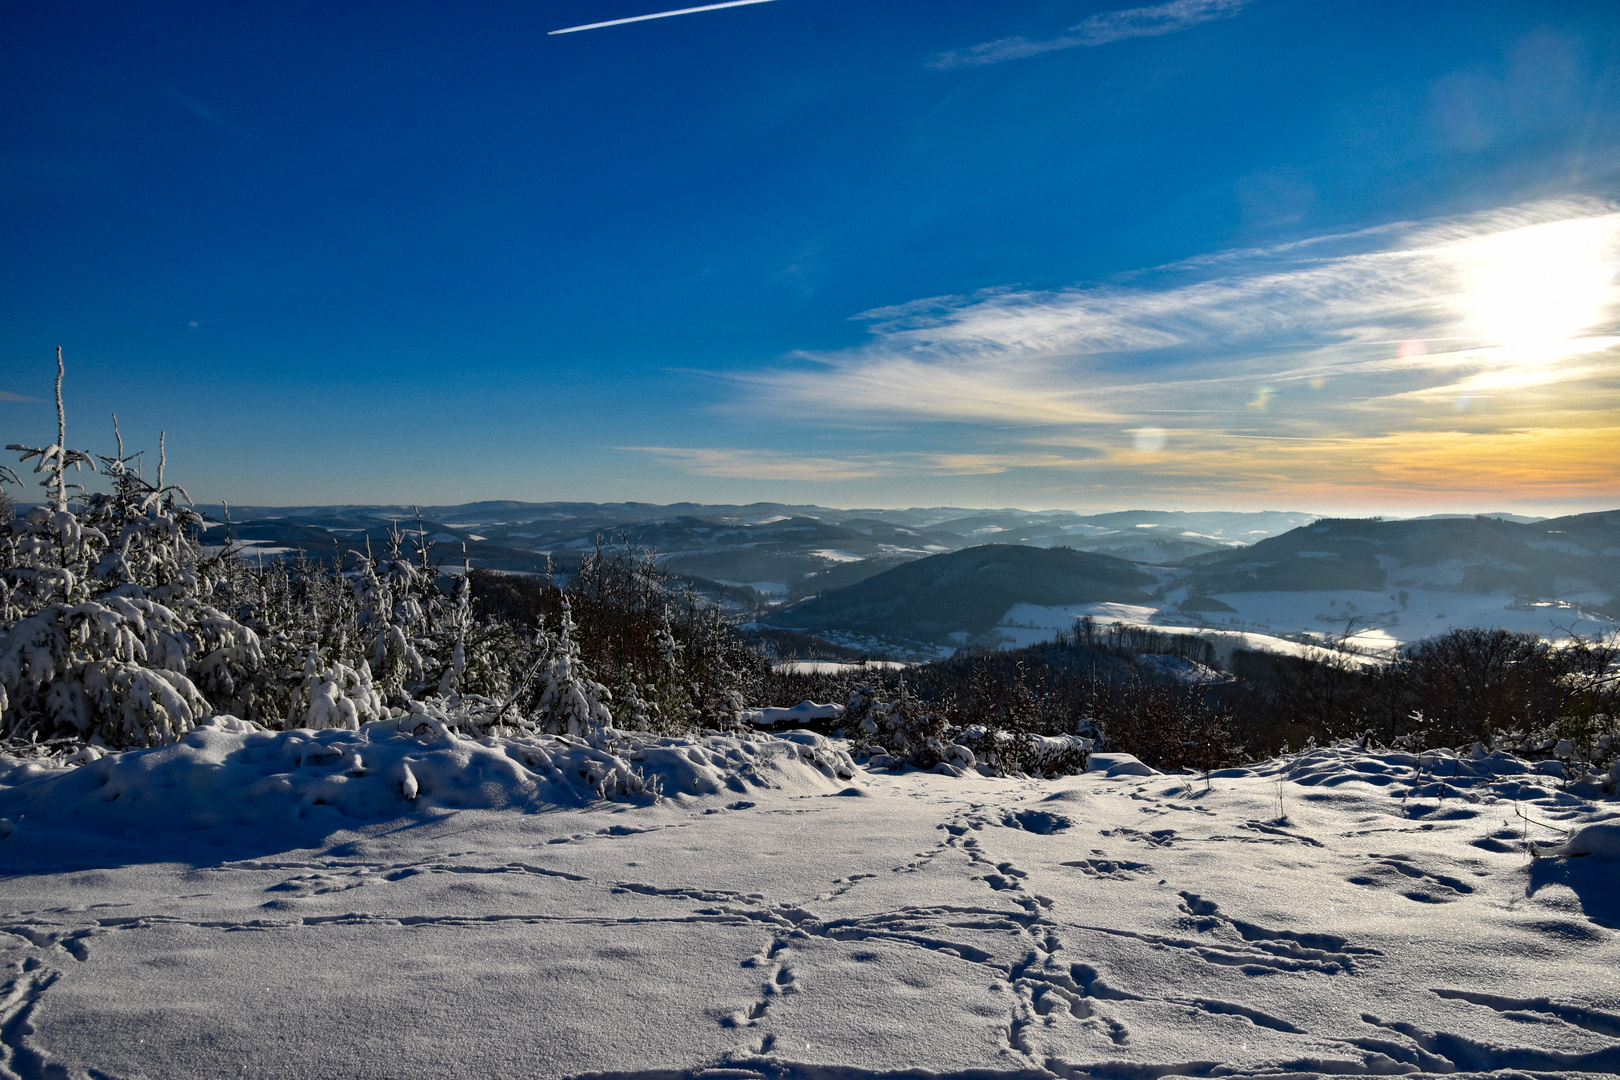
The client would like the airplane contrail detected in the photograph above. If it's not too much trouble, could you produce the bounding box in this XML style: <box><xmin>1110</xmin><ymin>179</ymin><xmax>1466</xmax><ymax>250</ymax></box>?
<box><xmin>550</xmin><ymin>0</ymin><xmax>780</xmax><ymax>35</ymax></box>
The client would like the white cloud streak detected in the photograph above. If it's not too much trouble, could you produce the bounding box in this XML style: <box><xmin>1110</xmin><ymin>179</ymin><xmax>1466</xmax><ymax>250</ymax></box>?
<box><xmin>619</xmin><ymin>446</ymin><xmax>1101</xmax><ymax>482</ymax></box>
<box><xmin>737</xmin><ymin>199</ymin><xmax>1620</xmax><ymax>434</ymax></box>
<box><xmin>550</xmin><ymin>0</ymin><xmax>779</xmax><ymax>36</ymax></box>
<box><xmin>631</xmin><ymin>200</ymin><xmax>1618</xmax><ymax>508</ymax></box>
<box><xmin>928</xmin><ymin>0</ymin><xmax>1249</xmax><ymax>70</ymax></box>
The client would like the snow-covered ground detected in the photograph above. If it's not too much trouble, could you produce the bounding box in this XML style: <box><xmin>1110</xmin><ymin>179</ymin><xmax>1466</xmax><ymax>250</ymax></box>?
<box><xmin>0</xmin><ymin>724</ymin><xmax>1617</xmax><ymax>1079</ymax></box>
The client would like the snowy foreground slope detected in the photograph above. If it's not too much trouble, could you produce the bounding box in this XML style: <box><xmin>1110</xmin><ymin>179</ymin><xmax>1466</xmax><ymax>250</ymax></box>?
<box><xmin>0</xmin><ymin>725</ymin><xmax>1617</xmax><ymax>1080</ymax></box>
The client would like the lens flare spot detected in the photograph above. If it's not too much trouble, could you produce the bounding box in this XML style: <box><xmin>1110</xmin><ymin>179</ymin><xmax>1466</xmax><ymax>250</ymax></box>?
<box><xmin>1398</xmin><ymin>340</ymin><xmax>1427</xmax><ymax>360</ymax></box>
<box><xmin>1131</xmin><ymin>427</ymin><xmax>1167</xmax><ymax>453</ymax></box>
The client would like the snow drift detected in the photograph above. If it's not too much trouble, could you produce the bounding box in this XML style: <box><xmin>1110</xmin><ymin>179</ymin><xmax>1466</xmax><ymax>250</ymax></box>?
<box><xmin>0</xmin><ymin>718</ymin><xmax>857</xmax><ymax>867</ymax></box>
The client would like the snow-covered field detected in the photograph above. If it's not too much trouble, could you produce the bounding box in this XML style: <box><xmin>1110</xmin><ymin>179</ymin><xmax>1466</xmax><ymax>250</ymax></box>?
<box><xmin>993</xmin><ymin>591</ymin><xmax>1619</xmax><ymax>659</ymax></box>
<box><xmin>1200</xmin><ymin>589</ymin><xmax>1617</xmax><ymax>651</ymax></box>
<box><xmin>1</xmin><ymin>722</ymin><xmax>1617</xmax><ymax>1079</ymax></box>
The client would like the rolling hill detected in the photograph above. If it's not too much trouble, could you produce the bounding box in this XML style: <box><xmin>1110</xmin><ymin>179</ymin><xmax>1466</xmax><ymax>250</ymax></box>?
<box><xmin>1174</xmin><ymin>512</ymin><xmax>1620</xmax><ymax>614</ymax></box>
<box><xmin>761</xmin><ymin>544</ymin><xmax>1156</xmax><ymax>653</ymax></box>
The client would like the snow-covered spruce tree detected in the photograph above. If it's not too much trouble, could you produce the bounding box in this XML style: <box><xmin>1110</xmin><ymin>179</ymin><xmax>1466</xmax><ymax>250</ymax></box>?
<box><xmin>523</xmin><ymin>599</ymin><xmax>613</xmax><ymax>736</ymax></box>
<box><xmin>0</xmin><ymin>350</ymin><xmax>261</xmax><ymax>748</ymax></box>
<box><xmin>674</xmin><ymin>589</ymin><xmax>765</xmax><ymax>727</ymax></box>
<box><xmin>637</xmin><ymin>604</ymin><xmax>699</xmax><ymax>733</ymax></box>
<box><xmin>433</xmin><ymin>548</ymin><xmax>486</xmax><ymax>698</ymax></box>
<box><xmin>221</xmin><ymin>546</ymin><xmax>359</xmax><ymax>727</ymax></box>
<box><xmin>239</xmin><ymin>539</ymin><xmax>405</xmax><ymax>732</ymax></box>
<box><xmin>350</xmin><ymin>526</ymin><xmax>429</xmax><ymax>704</ymax></box>
<box><xmin>398</xmin><ymin>523</ymin><xmax>514</xmax><ymax>705</ymax></box>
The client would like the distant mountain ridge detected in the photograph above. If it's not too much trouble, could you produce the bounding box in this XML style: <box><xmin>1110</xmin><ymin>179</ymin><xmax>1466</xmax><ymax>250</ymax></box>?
<box><xmin>194</xmin><ymin>500</ymin><xmax>1315</xmax><ymax>604</ymax></box>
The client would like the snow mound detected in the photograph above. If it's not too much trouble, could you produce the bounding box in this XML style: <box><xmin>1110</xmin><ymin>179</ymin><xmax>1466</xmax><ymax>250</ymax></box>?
<box><xmin>1269</xmin><ymin>742</ymin><xmax>1577</xmax><ymax>789</ymax></box>
<box><xmin>1186</xmin><ymin>741</ymin><xmax>1618</xmax><ymax>815</ymax></box>
<box><xmin>1086</xmin><ymin>752</ymin><xmax>1157</xmax><ymax>777</ymax></box>
<box><xmin>0</xmin><ymin>719</ymin><xmax>858</xmax><ymax>849</ymax></box>
<box><xmin>1536</xmin><ymin>821</ymin><xmax>1620</xmax><ymax>860</ymax></box>
<box><xmin>741</xmin><ymin>700</ymin><xmax>845</xmax><ymax>727</ymax></box>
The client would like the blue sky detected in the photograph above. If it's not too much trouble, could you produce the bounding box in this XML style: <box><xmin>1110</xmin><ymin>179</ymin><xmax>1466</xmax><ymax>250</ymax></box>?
<box><xmin>3</xmin><ymin>0</ymin><xmax>1618</xmax><ymax>513</ymax></box>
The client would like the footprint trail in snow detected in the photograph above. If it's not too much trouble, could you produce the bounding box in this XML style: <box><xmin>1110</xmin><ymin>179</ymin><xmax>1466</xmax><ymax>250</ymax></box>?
<box><xmin>0</xmin><ymin>740</ymin><xmax>1615</xmax><ymax>1078</ymax></box>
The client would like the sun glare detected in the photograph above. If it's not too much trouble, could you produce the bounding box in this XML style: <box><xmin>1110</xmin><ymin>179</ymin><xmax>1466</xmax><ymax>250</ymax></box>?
<box><xmin>1457</xmin><ymin>216</ymin><xmax>1618</xmax><ymax>357</ymax></box>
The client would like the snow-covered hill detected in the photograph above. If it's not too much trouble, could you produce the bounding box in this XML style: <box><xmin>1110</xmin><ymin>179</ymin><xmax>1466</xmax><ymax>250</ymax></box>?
<box><xmin>0</xmin><ymin>726</ymin><xmax>1615</xmax><ymax>1079</ymax></box>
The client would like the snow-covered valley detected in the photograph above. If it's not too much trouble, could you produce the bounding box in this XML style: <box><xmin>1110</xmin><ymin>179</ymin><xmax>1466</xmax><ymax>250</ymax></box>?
<box><xmin>1</xmin><ymin>724</ymin><xmax>1616</xmax><ymax>1079</ymax></box>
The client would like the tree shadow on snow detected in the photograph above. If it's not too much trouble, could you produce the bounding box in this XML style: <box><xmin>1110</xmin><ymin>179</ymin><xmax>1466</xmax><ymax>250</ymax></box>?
<box><xmin>1527</xmin><ymin>856</ymin><xmax>1620</xmax><ymax>930</ymax></box>
<box><xmin>0</xmin><ymin>804</ymin><xmax>580</xmax><ymax>876</ymax></box>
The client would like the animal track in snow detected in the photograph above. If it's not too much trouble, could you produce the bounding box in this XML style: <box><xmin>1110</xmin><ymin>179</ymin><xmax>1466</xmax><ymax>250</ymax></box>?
<box><xmin>1358</xmin><ymin>1010</ymin><xmax>1620</xmax><ymax>1073</ymax></box>
<box><xmin>1061</xmin><ymin>856</ymin><xmax>1152</xmax><ymax>878</ymax></box>
<box><xmin>257</xmin><ymin>859</ymin><xmax>592</xmax><ymax>902</ymax></box>
<box><xmin>1098</xmin><ymin>826</ymin><xmax>1178</xmax><ymax>847</ymax></box>
<box><xmin>1074</xmin><ymin>890</ymin><xmax>1378</xmax><ymax>978</ymax></box>
<box><xmin>1430</xmin><ymin>987</ymin><xmax>1620</xmax><ymax>1038</ymax></box>
<box><xmin>1345</xmin><ymin>854</ymin><xmax>1478</xmax><ymax>902</ymax></box>
<box><xmin>999</xmin><ymin>810</ymin><xmax>1073</xmax><ymax>834</ymax></box>
<box><xmin>0</xmin><ymin>967</ymin><xmax>61</xmax><ymax>1079</ymax></box>
<box><xmin>813</xmin><ymin>873</ymin><xmax>876</xmax><ymax>902</ymax></box>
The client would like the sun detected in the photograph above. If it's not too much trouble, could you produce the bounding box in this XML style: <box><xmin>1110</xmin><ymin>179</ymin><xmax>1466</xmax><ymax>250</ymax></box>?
<box><xmin>1457</xmin><ymin>216</ymin><xmax>1617</xmax><ymax>358</ymax></box>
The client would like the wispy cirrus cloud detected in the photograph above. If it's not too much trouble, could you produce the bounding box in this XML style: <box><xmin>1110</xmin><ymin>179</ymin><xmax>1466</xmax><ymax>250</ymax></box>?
<box><xmin>928</xmin><ymin>0</ymin><xmax>1250</xmax><ymax>70</ymax></box>
<box><xmin>620</xmin><ymin>446</ymin><xmax>1101</xmax><ymax>482</ymax></box>
<box><xmin>0</xmin><ymin>390</ymin><xmax>41</xmax><ymax>403</ymax></box>
<box><xmin>739</xmin><ymin>199</ymin><xmax>1620</xmax><ymax>428</ymax></box>
<box><xmin>708</xmin><ymin>199</ymin><xmax>1620</xmax><ymax>508</ymax></box>
<box><xmin>621</xmin><ymin>447</ymin><xmax>888</xmax><ymax>482</ymax></box>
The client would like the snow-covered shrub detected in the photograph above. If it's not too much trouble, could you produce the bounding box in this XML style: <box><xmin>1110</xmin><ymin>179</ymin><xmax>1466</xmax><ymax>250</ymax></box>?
<box><xmin>0</xmin><ymin>593</ymin><xmax>216</xmax><ymax>745</ymax></box>
<box><xmin>468</xmin><ymin>543</ymin><xmax>768</xmax><ymax>735</ymax></box>
<box><xmin>350</xmin><ymin>529</ymin><xmax>428</xmax><ymax>701</ymax></box>
<box><xmin>0</xmin><ymin>354</ymin><xmax>264</xmax><ymax>748</ymax></box>
<box><xmin>284</xmin><ymin>651</ymin><xmax>386</xmax><ymax>731</ymax></box>
<box><xmin>2</xmin><ymin>355</ymin><xmax>742</xmax><ymax>750</ymax></box>
<box><xmin>848</xmin><ymin>681</ymin><xmax>963</xmax><ymax>771</ymax></box>
<box><xmin>516</xmin><ymin>600</ymin><xmax>613</xmax><ymax>736</ymax></box>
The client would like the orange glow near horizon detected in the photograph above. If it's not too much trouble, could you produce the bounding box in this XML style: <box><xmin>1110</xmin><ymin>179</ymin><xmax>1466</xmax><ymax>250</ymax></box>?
<box><xmin>1090</xmin><ymin>424</ymin><xmax>1620</xmax><ymax>510</ymax></box>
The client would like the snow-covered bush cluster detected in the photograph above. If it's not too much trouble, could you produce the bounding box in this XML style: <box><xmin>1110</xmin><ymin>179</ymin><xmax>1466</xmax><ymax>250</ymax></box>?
<box><xmin>0</xmin><ymin>354</ymin><xmax>725</xmax><ymax>758</ymax></box>
<box><xmin>841</xmin><ymin>682</ymin><xmax>1090</xmax><ymax>778</ymax></box>
<box><xmin>469</xmin><ymin>539</ymin><xmax>772</xmax><ymax>735</ymax></box>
